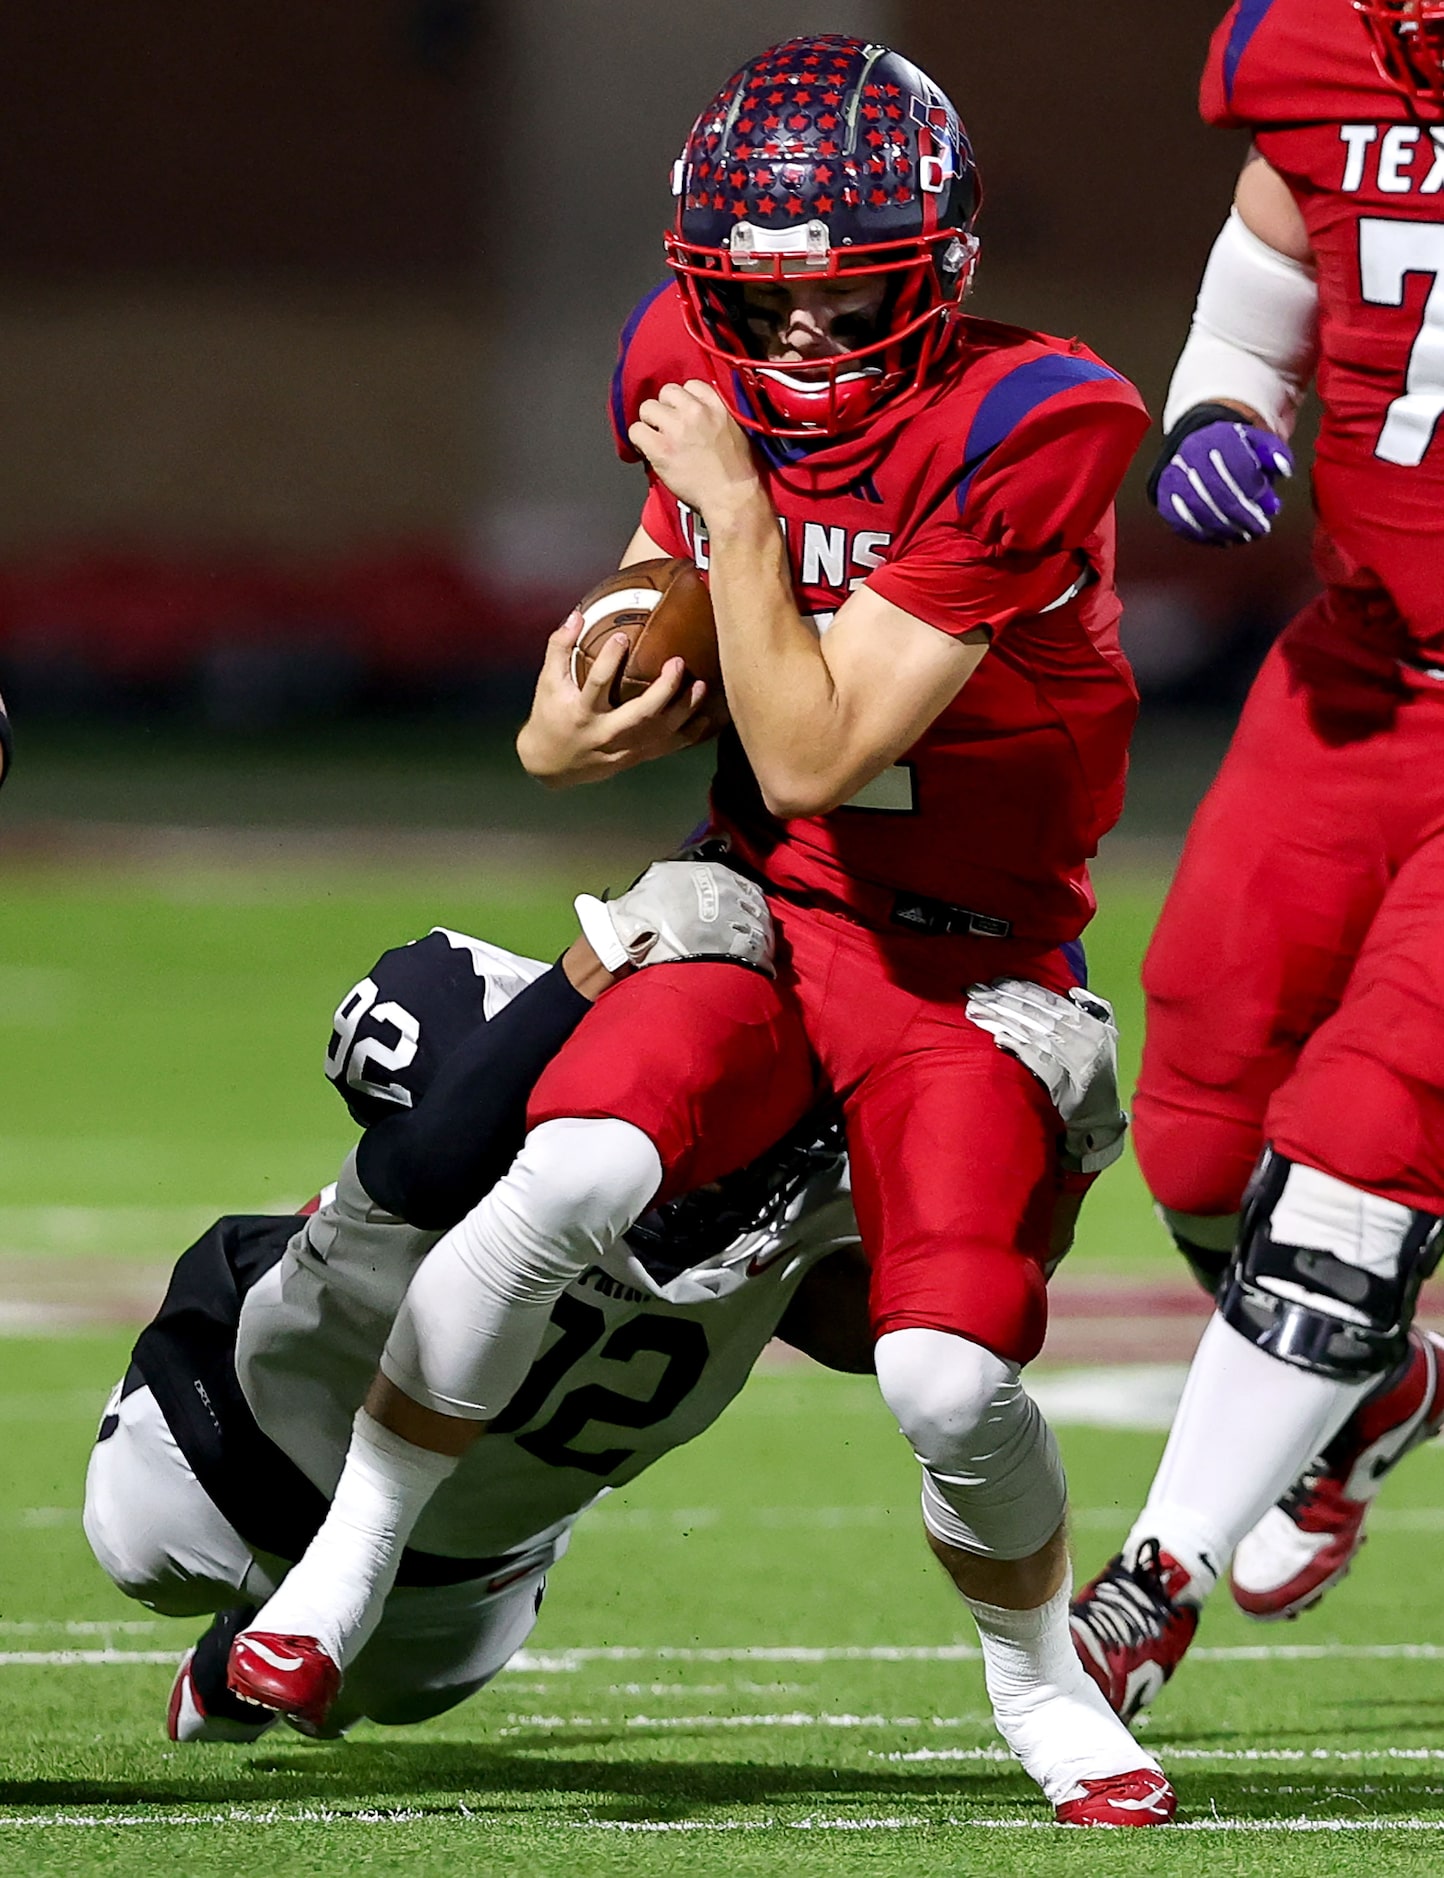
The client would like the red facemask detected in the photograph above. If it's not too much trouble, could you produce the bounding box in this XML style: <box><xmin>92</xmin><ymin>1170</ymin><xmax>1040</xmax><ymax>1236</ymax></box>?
<box><xmin>665</xmin><ymin>226</ymin><xmax>979</xmax><ymax>439</ymax></box>
<box><xmin>1356</xmin><ymin>0</ymin><xmax>1444</xmax><ymax>110</ymax></box>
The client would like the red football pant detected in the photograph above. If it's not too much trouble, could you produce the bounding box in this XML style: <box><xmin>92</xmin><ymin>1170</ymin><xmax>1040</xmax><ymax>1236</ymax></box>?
<box><xmin>528</xmin><ymin>898</ymin><xmax>1079</xmax><ymax>1365</ymax></box>
<box><xmin>1135</xmin><ymin>599</ymin><xmax>1444</xmax><ymax>1218</ymax></box>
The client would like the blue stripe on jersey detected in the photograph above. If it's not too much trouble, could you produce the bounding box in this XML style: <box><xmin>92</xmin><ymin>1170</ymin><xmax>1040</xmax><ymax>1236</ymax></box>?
<box><xmin>1060</xmin><ymin>936</ymin><xmax>1087</xmax><ymax>989</ymax></box>
<box><xmin>1222</xmin><ymin>0</ymin><xmax>1280</xmax><ymax>104</ymax></box>
<box><xmin>955</xmin><ymin>353</ymin><xmax>1120</xmax><ymax>514</ymax></box>
<box><xmin>609</xmin><ymin>281</ymin><xmax>673</xmax><ymax>446</ymax></box>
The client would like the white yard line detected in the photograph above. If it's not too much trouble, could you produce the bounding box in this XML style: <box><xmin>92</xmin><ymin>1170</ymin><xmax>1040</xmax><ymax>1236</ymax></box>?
<box><xmin>5</xmin><ymin>1810</ymin><xmax>1444</xmax><ymax>1833</ymax></box>
<box><xmin>10</xmin><ymin>1638</ymin><xmax>1444</xmax><ymax>1668</ymax></box>
<box><xmin>881</xmin><ymin>1745</ymin><xmax>1444</xmax><ymax>1764</ymax></box>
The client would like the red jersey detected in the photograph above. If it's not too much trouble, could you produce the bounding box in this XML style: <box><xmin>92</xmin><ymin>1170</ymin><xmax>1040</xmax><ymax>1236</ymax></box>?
<box><xmin>610</xmin><ymin>285</ymin><xmax>1147</xmax><ymax>945</ymax></box>
<box><xmin>1203</xmin><ymin>0</ymin><xmax>1444</xmax><ymax>655</ymax></box>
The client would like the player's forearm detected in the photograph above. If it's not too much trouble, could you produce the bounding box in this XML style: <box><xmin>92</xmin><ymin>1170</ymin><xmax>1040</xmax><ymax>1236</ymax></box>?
<box><xmin>704</xmin><ymin>494</ymin><xmax>855</xmax><ymax>818</ymax></box>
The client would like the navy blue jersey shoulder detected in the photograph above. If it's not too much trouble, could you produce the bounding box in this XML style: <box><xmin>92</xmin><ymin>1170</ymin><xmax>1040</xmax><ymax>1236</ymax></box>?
<box><xmin>1223</xmin><ymin>0</ymin><xmax>1282</xmax><ymax>107</ymax></box>
<box><xmin>325</xmin><ymin>930</ymin><xmax>492</xmax><ymax>1128</ymax></box>
<box><xmin>955</xmin><ymin>352</ymin><xmax>1122</xmax><ymax>514</ymax></box>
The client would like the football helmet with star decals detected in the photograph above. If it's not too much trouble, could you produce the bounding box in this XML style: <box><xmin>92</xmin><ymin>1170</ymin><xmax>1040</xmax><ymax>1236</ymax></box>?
<box><xmin>665</xmin><ymin>35</ymin><xmax>980</xmax><ymax>437</ymax></box>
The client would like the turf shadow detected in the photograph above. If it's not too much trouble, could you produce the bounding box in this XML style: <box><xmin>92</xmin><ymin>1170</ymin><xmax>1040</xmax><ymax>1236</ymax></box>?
<box><xmin>0</xmin><ymin>1739</ymin><xmax>1033</xmax><ymax>1818</ymax></box>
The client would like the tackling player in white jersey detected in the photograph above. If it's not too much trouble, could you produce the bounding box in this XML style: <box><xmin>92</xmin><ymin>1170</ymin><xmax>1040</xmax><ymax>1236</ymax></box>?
<box><xmin>84</xmin><ymin>860</ymin><xmax>841</xmax><ymax>1738</ymax></box>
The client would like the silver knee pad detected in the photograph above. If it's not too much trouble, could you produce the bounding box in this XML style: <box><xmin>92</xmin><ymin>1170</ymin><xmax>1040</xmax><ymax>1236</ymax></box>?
<box><xmin>1219</xmin><ymin>1150</ymin><xmax>1444</xmax><ymax>1380</ymax></box>
<box><xmin>874</xmin><ymin>1328</ymin><xmax>1066</xmax><ymax>1562</ymax></box>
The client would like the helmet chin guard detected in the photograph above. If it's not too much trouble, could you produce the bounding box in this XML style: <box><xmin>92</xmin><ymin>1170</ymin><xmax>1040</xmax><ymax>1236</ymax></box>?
<box><xmin>667</xmin><ymin>36</ymin><xmax>981</xmax><ymax>439</ymax></box>
<box><xmin>1355</xmin><ymin>0</ymin><xmax>1444</xmax><ymax>111</ymax></box>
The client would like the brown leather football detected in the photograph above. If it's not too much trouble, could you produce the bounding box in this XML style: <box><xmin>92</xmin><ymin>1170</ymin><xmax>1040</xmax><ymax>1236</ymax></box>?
<box><xmin>571</xmin><ymin>558</ymin><xmax>724</xmax><ymax>727</ymax></box>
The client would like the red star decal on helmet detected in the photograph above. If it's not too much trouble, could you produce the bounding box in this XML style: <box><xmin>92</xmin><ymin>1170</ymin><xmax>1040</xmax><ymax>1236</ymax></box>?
<box><xmin>763</xmin><ymin>114</ymin><xmax>781</xmax><ymax>130</ymax></box>
<box><xmin>865</xmin><ymin>129</ymin><xmax>884</xmax><ymax>146</ymax></box>
<box><xmin>815</xmin><ymin>194</ymin><xmax>834</xmax><ymax>212</ymax></box>
<box><xmin>696</xmin><ymin>159</ymin><xmax>711</xmax><ymax>179</ymax></box>
<box><xmin>768</xmin><ymin>90</ymin><xmax>784</xmax><ymax>104</ymax></box>
<box><xmin>868</xmin><ymin>187</ymin><xmax>888</xmax><ymax>207</ymax></box>
<box><xmin>817</xmin><ymin>112</ymin><xmax>838</xmax><ymax>130</ymax></box>
<box><xmin>822</xmin><ymin>90</ymin><xmax>841</xmax><ymax>105</ymax></box>
<box><xmin>786</xmin><ymin>194</ymin><xmax>804</xmax><ymax>214</ymax></box>
<box><xmin>755</xmin><ymin>166</ymin><xmax>774</xmax><ymax>186</ymax></box>
<box><xmin>885</xmin><ymin>84</ymin><xmax>901</xmax><ymax>97</ymax></box>
<box><xmin>886</xmin><ymin>104</ymin><xmax>902</xmax><ymax>119</ymax></box>
<box><xmin>735</xmin><ymin>116</ymin><xmax>754</xmax><ymax>134</ymax></box>
<box><xmin>861</xmin><ymin>103</ymin><xmax>881</xmax><ymax>119</ymax></box>
<box><xmin>803</xmin><ymin>52</ymin><xmax>820</xmax><ymax>66</ymax></box>
<box><xmin>818</xmin><ymin>138</ymin><xmax>838</xmax><ymax>156</ymax></box>
<box><xmin>712</xmin><ymin>192</ymin><xmax>726</xmax><ymax>210</ymax></box>
<box><xmin>863</xmin><ymin>84</ymin><xmax>881</xmax><ymax>97</ymax></box>
<box><xmin>895</xmin><ymin>186</ymin><xmax>914</xmax><ymax>203</ymax></box>
<box><xmin>730</xmin><ymin>200</ymin><xmax>749</xmax><ymax>218</ymax></box>
<box><xmin>814</xmin><ymin>163</ymin><xmax>834</xmax><ymax>184</ymax></box>
<box><xmin>842</xmin><ymin>185</ymin><xmax>859</xmax><ymax>204</ymax></box>
<box><xmin>755</xmin><ymin>196</ymin><xmax>776</xmax><ymax>215</ymax></box>
<box><xmin>787</xmin><ymin>113</ymin><xmax>807</xmax><ymax>130</ymax></box>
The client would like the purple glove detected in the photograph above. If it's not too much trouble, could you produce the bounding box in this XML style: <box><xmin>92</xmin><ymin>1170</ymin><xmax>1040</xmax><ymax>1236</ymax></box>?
<box><xmin>1153</xmin><ymin>420</ymin><xmax>1294</xmax><ymax>546</ymax></box>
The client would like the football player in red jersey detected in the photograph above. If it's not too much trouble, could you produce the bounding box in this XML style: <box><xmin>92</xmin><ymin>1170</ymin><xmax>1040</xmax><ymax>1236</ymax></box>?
<box><xmin>1070</xmin><ymin>0</ymin><xmax>1444</xmax><ymax>1725</ymax></box>
<box><xmin>228</xmin><ymin>38</ymin><xmax>1171</xmax><ymax>1825</ymax></box>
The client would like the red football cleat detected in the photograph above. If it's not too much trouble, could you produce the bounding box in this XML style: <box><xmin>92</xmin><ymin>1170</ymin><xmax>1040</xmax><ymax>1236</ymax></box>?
<box><xmin>1231</xmin><ymin>1327</ymin><xmax>1444</xmax><ymax>1621</ymax></box>
<box><xmin>227</xmin><ymin>1631</ymin><xmax>342</xmax><ymax>1735</ymax></box>
<box><xmin>1070</xmin><ymin>1539</ymin><xmax>1199</xmax><ymax>1722</ymax></box>
<box><xmin>1055</xmin><ymin>1769</ymin><xmax>1177</xmax><ymax>1827</ymax></box>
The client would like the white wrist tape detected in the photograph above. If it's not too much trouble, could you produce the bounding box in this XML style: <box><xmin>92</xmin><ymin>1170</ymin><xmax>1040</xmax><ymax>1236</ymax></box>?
<box><xmin>573</xmin><ymin>893</ymin><xmax>629</xmax><ymax>973</ymax></box>
<box><xmin>1162</xmin><ymin>209</ymin><xmax>1318</xmax><ymax>438</ymax></box>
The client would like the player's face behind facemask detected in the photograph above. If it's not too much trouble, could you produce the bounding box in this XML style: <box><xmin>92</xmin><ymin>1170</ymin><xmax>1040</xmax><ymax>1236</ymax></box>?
<box><xmin>665</xmin><ymin>34</ymin><xmax>981</xmax><ymax>439</ymax></box>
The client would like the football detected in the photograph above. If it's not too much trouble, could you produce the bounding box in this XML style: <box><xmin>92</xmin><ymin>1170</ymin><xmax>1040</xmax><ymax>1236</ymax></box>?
<box><xmin>570</xmin><ymin>557</ymin><xmax>724</xmax><ymax>728</ymax></box>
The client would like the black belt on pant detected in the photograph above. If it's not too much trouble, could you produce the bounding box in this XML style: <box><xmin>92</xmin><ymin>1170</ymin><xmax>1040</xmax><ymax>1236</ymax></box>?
<box><xmin>683</xmin><ymin>838</ymin><xmax>1013</xmax><ymax>941</ymax></box>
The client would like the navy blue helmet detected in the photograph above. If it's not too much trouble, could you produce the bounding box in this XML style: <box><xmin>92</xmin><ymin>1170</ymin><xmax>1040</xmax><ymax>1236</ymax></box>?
<box><xmin>666</xmin><ymin>36</ymin><xmax>981</xmax><ymax>437</ymax></box>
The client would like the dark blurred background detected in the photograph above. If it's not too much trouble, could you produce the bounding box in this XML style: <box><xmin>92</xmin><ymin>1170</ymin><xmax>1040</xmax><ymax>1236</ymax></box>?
<box><xmin>0</xmin><ymin>0</ymin><xmax>1317</xmax><ymax>838</ymax></box>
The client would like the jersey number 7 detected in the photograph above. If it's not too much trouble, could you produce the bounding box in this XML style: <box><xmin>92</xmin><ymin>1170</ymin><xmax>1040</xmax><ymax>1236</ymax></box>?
<box><xmin>1359</xmin><ymin>216</ymin><xmax>1444</xmax><ymax>467</ymax></box>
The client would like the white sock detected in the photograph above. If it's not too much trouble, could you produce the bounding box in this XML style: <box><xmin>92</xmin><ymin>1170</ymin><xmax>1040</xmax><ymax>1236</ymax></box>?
<box><xmin>245</xmin><ymin>1410</ymin><xmax>459</xmax><ymax>1668</ymax></box>
<box><xmin>967</xmin><ymin>1577</ymin><xmax>1160</xmax><ymax>1805</ymax></box>
<box><xmin>1126</xmin><ymin>1313</ymin><xmax>1375</xmax><ymax>1604</ymax></box>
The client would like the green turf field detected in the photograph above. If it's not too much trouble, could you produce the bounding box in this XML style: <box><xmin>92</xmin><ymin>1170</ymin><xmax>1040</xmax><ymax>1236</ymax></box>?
<box><xmin>5</xmin><ymin>856</ymin><xmax>1444</xmax><ymax>1872</ymax></box>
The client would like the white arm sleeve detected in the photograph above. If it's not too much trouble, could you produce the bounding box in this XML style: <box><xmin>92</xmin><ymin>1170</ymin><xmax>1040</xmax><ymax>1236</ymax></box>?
<box><xmin>1162</xmin><ymin>209</ymin><xmax>1319</xmax><ymax>438</ymax></box>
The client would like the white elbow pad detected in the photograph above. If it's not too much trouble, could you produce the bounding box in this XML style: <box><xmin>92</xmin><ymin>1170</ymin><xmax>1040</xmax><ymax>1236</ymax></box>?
<box><xmin>1162</xmin><ymin>210</ymin><xmax>1318</xmax><ymax>438</ymax></box>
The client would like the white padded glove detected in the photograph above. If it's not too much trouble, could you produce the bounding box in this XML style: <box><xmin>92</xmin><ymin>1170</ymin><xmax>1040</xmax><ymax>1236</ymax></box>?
<box><xmin>575</xmin><ymin>861</ymin><xmax>775</xmax><ymax>977</ymax></box>
<box><xmin>965</xmin><ymin>978</ymin><xmax>1127</xmax><ymax>1174</ymax></box>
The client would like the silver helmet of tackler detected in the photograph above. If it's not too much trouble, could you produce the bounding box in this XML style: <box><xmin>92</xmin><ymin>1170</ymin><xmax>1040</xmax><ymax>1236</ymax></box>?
<box><xmin>666</xmin><ymin>35</ymin><xmax>981</xmax><ymax>438</ymax></box>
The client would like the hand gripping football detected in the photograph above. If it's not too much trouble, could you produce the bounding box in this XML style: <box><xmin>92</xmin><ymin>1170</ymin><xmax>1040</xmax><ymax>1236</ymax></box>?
<box><xmin>571</xmin><ymin>557</ymin><xmax>724</xmax><ymax>727</ymax></box>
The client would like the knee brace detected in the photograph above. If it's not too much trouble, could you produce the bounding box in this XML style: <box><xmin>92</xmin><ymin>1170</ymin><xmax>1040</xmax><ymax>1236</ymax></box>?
<box><xmin>874</xmin><ymin>1328</ymin><xmax>1066</xmax><ymax>1562</ymax></box>
<box><xmin>1157</xmin><ymin>1205</ymin><xmax>1239</xmax><ymax>1298</ymax></box>
<box><xmin>1218</xmin><ymin>1149</ymin><xmax>1444</xmax><ymax>1380</ymax></box>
